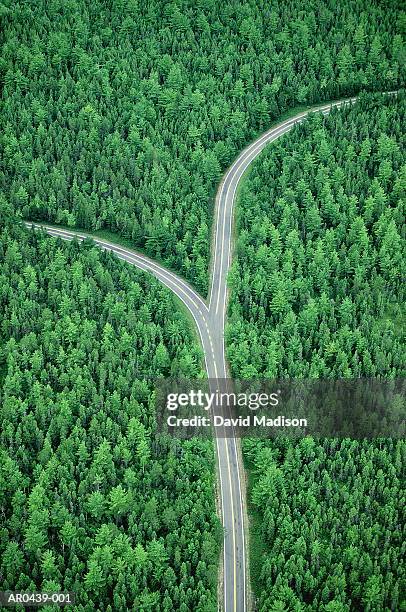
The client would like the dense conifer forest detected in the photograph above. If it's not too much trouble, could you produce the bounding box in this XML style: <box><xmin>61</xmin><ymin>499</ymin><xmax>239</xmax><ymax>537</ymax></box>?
<box><xmin>244</xmin><ymin>437</ymin><xmax>405</xmax><ymax>611</ymax></box>
<box><xmin>1</xmin><ymin>0</ymin><xmax>404</xmax><ymax>292</ymax></box>
<box><xmin>228</xmin><ymin>93</ymin><xmax>405</xmax><ymax>610</ymax></box>
<box><xmin>228</xmin><ymin>93</ymin><xmax>405</xmax><ymax>378</ymax></box>
<box><xmin>0</xmin><ymin>221</ymin><xmax>220</xmax><ymax>611</ymax></box>
<box><xmin>1</xmin><ymin>0</ymin><xmax>405</xmax><ymax>610</ymax></box>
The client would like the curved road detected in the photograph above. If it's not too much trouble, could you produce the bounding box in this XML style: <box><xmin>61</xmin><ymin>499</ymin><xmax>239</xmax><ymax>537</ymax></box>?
<box><xmin>26</xmin><ymin>96</ymin><xmax>359</xmax><ymax>612</ymax></box>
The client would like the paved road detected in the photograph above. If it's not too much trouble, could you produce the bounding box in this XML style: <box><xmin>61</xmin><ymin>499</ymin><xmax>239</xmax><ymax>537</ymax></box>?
<box><xmin>26</xmin><ymin>96</ymin><xmax>359</xmax><ymax>612</ymax></box>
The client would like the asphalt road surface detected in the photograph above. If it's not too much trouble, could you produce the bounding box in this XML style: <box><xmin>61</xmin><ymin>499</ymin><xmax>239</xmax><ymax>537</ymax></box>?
<box><xmin>26</xmin><ymin>97</ymin><xmax>359</xmax><ymax>612</ymax></box>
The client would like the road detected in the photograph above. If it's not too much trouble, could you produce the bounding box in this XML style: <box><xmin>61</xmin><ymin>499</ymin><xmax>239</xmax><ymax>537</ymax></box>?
<box><xmin>26</xmin><ymin>96</ymin><xmax>358</xmax><ymax>612</ymax></box>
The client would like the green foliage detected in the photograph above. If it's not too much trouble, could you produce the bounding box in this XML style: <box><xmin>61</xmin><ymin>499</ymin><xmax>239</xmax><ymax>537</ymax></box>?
<box><xmin>0</xmin><ymin>223</ymin><xmax>220</xmax><ymax>610</ymax></box>
<box><xmin>244</xmin><ymin>437</ymin><xmax>405</xmax><ymax>611</ymax></box>
<box><xmin>1</xmin><ymin>1</ymin><xmax>404</xmax><ymax>292</ymax></box>
<box><xmin>0</xmin><ymin>2</ymin><xmax>405</xmax><ymax>609</ymax></box>
<box><xmin>228</xmin><ymin>93</ymin><xmax>405</xmax><ymax>378</ymax></box>
<box><xmin>230</xmin><ymin>93</ymin><xmax>405</xmax><ymax>609</ymax></box>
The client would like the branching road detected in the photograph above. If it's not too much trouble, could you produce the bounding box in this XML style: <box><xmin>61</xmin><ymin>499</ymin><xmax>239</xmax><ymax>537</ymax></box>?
<box><xmin>26</xmin><ymin>96</ymin><xmax>358</xmax><ymax>612</ymax></box>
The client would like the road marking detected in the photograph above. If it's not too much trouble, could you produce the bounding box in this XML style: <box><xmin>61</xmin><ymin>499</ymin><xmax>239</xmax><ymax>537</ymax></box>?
<box><xmin>214</xmin><ymin>434</ymin><xmax>227</xmax><ymax>611</ymax></box>
<box><xmin>222</xmin><ymin>362</ymin><xmax>242</xmax><ymax>612</ymax></box>
<box><xmin>214</xmin><ymin>120</ymin><xmax>298</xmax><ymax>314</ymax></box>
<box><xmin>217</xmin><ymin>123</ymin><xmax>292</xmax><ymax>316</ymax></box>
<box><xmin>224</xmin><ymin>432</ymin><xmax>237</xmax><ymax>611</ymax></box>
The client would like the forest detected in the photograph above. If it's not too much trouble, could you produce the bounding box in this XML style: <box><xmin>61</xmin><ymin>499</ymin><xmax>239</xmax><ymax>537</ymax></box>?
<box><xmin>1</xmin><ymin>0</ymin><xmax>405</xmax><ymax>610</ymax></box>
<box><xmin>1</xmin><ymin>0</ymin><xmax>405</xmax><ymax>293</ymax></box>
<box><xmin>227</xmin><ymin>93</ymin><xmax>405</xmax><ymax>609</ymax></box>
<box><xmin>0</xmin><ymin>220</ymin><xmax>220</xmax><ymax>611</ymax></box>
<box><xmin>244</xmin><ymin>437</ymin><xmax>405</xmax><ymax>611</ymax></box>
<box><xmin>227</xmin><ymin>93</ymin><xmax>405</xmax><ymax>378</ymax></box>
